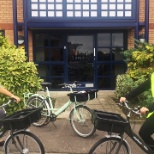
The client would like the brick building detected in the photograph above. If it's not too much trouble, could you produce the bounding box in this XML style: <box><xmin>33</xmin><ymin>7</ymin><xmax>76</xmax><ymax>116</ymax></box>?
<box><xmin>0</xmin><ymin>0</ymin><xmax>153</xmax><ymax>90</ymax></box>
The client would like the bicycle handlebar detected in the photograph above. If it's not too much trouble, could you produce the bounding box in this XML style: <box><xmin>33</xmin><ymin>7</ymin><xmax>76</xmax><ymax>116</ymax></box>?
<box><xmin>119</xmin><ymin>101</ymin><xmax>141</xmax><ymax>117</ymax></box>
<box><xmin>1</xmin><ymin>98</ymin><xmax>16</xmax><ymax>108</ymax></box>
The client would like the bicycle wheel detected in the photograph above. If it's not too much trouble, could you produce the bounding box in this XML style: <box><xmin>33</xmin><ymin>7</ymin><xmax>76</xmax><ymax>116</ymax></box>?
<box><xmin>26</xmin><ymin>96</ymin><xmax>51</xmax><ymax>127</ymax></box>
<box><xmin>88</xmin><ymin>137</ymin><xmax>130</xmax><ymax>154</ymax></box>
<box><xmin>70</xmin><ymin>105</ymin><xmax>96</xmax><ymax>138</ymax></box>
<box><xmin>4</xmin><ymin>130</ymin><xmax>45</xmax><ymax>154</ymax></box>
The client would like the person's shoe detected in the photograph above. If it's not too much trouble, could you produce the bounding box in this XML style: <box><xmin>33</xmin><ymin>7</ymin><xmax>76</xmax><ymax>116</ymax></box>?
<box><xmin>0</xmin><ymin>141</ymin><xmax>5</xmax><ymax>146</ymax></box>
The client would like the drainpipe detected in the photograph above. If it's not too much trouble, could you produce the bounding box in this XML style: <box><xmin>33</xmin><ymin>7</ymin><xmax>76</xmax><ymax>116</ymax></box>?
<box><xmin>135</xmin><ymin>0</ymin><xmax>139</xmax><ymax>47</ymax></box>
<box><xmin>23</xmin><ymin>0</ymin><xmax>29</xmax><ymax>61</ymax></box>
<box><xmin>13</xmin><ymin>0</ymin><xmax>18</xmax><ymax>47</ymax></box>
<box><xmin>145</xmin><ymin>0</ymin><xmax>149</xmax><ymax>43</ymax></box>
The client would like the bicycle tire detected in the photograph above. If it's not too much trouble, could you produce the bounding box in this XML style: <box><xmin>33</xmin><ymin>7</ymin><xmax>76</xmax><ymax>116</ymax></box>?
<box><xmin>70</xmin><ymin>105</ymin><xmax>96</xmax><ymax>138</ymax></box>
<box><xmin>4</xmin><ymin>130</ymin><xmax>45</xmax><ymax>154</ymax></box>
<box><xmin>26</xmin><ymin>95</ymin><xmax>51</xmax><ymax>127</ymax></box>
<box><xmin>88</xmin><ymin>136</ymin><xmax>130</xmax><ymax>154</ymax></box>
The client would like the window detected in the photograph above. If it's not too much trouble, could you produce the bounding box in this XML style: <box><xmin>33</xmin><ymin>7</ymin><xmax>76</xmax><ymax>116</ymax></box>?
<box><xmin>30</xmin><ymin>0</ymin><xmax>133</xmax><ymax>18</ymax></box>
<box><xmin>0</xmin><ymin>30</ymin><xmax>5</xmax><ymax>37</ymax></box>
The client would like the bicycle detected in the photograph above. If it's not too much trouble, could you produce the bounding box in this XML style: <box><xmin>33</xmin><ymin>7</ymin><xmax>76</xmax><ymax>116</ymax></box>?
<box><xmin>0</xmin><ymin>98</ymin><xmax>45</xmax><ymax>154</ymax></box>
<box><xmin>89</xmin><ymin>101</ymin><xmax>154</xmax><ymax>154</ymax></box>
<box><xmin>25</xmin><ymin>82</ymin><xmax>98</xmax><ymax>138</ymax></box>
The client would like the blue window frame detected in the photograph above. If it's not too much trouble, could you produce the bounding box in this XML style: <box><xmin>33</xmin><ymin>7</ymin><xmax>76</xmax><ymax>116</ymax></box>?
<box><xmin>27</xmin><ymin>0</ymin><xmax>136</xmax><ymax>21</ymax></box>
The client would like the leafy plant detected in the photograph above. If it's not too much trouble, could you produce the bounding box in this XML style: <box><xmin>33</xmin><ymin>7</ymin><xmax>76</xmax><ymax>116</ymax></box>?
<box><xmin>115</xmin><ymin>40</ymin><xmax>154</xmax><ymax>106</ymax></box>
<box><xmin>0</xmin><ymin>34</ymin><xmax>43</xmax><ymax>114</ymax></box>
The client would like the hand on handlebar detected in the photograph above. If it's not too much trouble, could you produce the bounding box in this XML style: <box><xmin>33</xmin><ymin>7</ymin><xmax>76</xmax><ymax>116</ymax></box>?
<box><xmin>139</xmin><ymin>107</ymin><xmax>149</xmax><ymax>115</ymax></box>
<box><xmin>120</xmin><ymin>97</ymin><xmax>127</xmax><ymax>103</ymax></box>
<box><xmin>11</xmin><ymin>95</ymin><xmax>20</xmax><ymax>103</ymax></box>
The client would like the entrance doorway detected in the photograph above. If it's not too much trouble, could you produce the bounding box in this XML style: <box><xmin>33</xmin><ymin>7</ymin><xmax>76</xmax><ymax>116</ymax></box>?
<box><xmin>33</xmin><ymin>30</ymin><xmax>126</xmax><ymax>90</ymax></box>
<box><xmin>67</xmin><ymin>35</ymin><xmax>95</xmax><ymax>87</ymax></box>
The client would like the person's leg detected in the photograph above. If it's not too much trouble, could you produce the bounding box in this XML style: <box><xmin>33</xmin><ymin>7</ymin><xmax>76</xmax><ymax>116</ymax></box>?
<box><xmin>139</xmin><ymin>113</ymin><xmax>154</xmax><ymax>145</ymax></box>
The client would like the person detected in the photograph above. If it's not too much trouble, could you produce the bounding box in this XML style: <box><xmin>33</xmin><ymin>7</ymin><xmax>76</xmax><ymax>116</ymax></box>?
<box><xmin>0</xmin><ymin>85</ymin><xmax>20</xmax><ymax>146</ymax></box>
<box><xmin>120</xmin><ymin>73</ymin><xmax>154</xmax><ymax>148</ymax></box>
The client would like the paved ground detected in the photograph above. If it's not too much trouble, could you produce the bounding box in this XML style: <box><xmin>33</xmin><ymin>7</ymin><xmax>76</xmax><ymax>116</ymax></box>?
<box><xmin>0</xmin><ymin>90</ymin><xmax>146</xmax><ymax>153</ymax></box>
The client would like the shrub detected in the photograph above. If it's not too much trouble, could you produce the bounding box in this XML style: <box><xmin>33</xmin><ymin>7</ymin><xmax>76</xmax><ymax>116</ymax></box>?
<box><xmin>0</xmin><ymin>34</ymin><xmax>43</xmax><ymax>114</ymax></box>
<box><xmin>115</xmin><ymin>40</ymin><xmax>154</xmax><ymax>106</ymax></box>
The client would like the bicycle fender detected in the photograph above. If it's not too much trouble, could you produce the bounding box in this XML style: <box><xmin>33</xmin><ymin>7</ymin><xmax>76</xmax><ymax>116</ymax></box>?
<box><xmin>30</xmin><ymin>94</ymin><xmax>45</xmax><ymax>99</ymax></box>
<box><xmin>105</xmin><ymin>135</ymin><xmax>131</xmax><ymax>154</ymax></box>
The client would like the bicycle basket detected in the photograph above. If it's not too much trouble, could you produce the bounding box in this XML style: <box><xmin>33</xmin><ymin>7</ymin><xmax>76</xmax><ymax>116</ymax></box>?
<box><xmin>68</xmin><ymin>91</ymin><xmax>88</xmax><ymax>102</ymax></box>
<box><xmin>93</xmin><ymin>110</ymin><xmax>128</xmax><ymax>133</ymax></box>
<box><xmin>0</xmin><ymin>107</ymin><xmax>42</xmax><ymax>130</ymax></box>
<box><xmin>86</xmin><ymin>90</ymin><xmax>98</xmax><ymax>100</ymax></box>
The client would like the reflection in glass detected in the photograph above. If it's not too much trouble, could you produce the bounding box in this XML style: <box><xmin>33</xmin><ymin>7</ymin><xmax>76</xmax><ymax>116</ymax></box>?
<box><xmin>97</xmin><ymin>64</ymin><xmax>111</xmax><ymax>76</ymax></box>
<box><xmin>112</xmin><ymin>33</ymin><xmax>123</xmax><ymax>46</ymax></box>
<box><xmin>67</xmin><ymin>36</ymin><xmax>94</xmax><ymax>82</ymax></box>
<box><xmin>112</xmin><ymin>47</ymin><xmax>124</xmax><ymax>60</ymax></box>
<box><xmin>98</xmin><ymin>33</ymin><xmax>110</xmax><ymax>46</ymax></box>
<box><xmin>97</xmin><ymin>48</ymin><xmax>111</xmax><ymax>61</ymax></box>
<box><xmin>98</xmin><ymin>77</ymin><xmax>111</xmax><ymax>89</ymax></box>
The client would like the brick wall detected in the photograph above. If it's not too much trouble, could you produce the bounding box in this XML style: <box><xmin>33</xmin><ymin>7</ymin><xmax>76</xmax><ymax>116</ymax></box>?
<box><xmin>149</xmin><ymin>0</ymin><xmax>154</xmax><ymax>43</ymax></box>
<box><xmin>0</xmin><ymin>0</ymin><xmax>154</xmax><ymax>60</ymax></box>
<box><xmin>0</xmin><ymin>0</ymin><xmax>14</xmax><ymax>41</ymax></box>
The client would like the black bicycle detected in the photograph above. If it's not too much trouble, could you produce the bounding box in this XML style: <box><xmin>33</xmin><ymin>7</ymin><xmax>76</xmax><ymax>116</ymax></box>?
<box><xmin>0</xmin><ymin>98</ymin><xmax>45</xmax><ymax>154</ymax></box>
<box><xmin>89</xmin><ymin>101</ymin><xmax>154</xmax><ymax>154</ymax></box>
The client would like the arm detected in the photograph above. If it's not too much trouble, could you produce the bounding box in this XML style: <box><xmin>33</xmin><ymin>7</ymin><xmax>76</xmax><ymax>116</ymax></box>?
<box><xmin>121</xmin><ymin>78</ymin><xmax>150</xmax><ymax>101</ymax></box>
<box><xmin>0</xmin><ymin>86</ymin><xmax>20</xmax><ymax>103</ymax></box>
<box><xmin>120</xmin><ymin>78</ymin><xmax>151</xmax><ymax>115</ymax></box>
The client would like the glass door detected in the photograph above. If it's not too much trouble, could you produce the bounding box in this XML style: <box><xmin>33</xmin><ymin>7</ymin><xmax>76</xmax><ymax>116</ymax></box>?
<box><xmin>67</xmin><ymin>35</ymin><xmax>95</xmax><ymax>87</ymax></box>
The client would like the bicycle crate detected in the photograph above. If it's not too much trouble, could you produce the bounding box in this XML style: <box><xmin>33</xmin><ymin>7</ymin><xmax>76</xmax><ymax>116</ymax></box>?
<box><xmin>68</xmin><ymin>91</ymin><xmax>89</xmax><ymax>102</ymax></box>
<box><xmin>86</xmin><ymin>90</ymin><xmax>98</xmax><ymax>100</ymax></box>
<box><xmin>0</xmin><ymin>107</ymin><xmax>42</xmax><ymax>130</ymax></box>
<box><xmin>93</xmin><ymin>110</ymin><xmax>128</xmax><ymax>133</ymax></box>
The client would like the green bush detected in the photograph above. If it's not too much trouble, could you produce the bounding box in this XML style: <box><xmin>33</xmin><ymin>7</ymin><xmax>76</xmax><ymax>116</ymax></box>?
<box><xmin>115</xmin><ymin>74</ymin><xmax>137</xmax><ymax>98</ymax></box>
<box><xmin>115</xmin><ymin>40</ymin><xmax>154</xmax><ymax>106</ymax></box>
<box><xmin>0</xmin><ymin>34</ymin><xmax>43</xmax><ymax>114</ymax></box>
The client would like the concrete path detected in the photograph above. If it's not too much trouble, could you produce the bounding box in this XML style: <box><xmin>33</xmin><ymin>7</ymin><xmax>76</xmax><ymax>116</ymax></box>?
<box><xmin>0</xmin><ymin>90</ymin><xmax>144</xmax><ymax>154</ymax></box>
